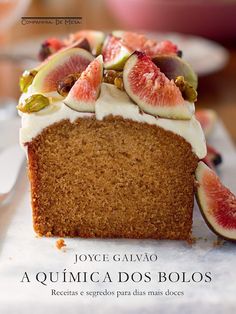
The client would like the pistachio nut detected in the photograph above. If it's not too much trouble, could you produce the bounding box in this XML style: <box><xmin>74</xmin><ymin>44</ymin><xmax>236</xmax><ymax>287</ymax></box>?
<box><xmin>175</xmin><ymin>76</ymin><xmax>197</xmax><ymax>103</ymax></box>
<box><xmin>19</xmin><ymin>70</ymin><xmax>38</xmax><ymax>93</ymax></box>
<box><xmin>17</xmin><ymin>94</ymin><xmax>50</xmax><ymax>113</ymax></box>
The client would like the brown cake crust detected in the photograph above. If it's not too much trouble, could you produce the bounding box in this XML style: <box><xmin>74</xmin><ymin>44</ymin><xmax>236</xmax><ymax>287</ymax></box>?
<box><xmin>27</xmin><ymin>116</ymin><xmax>198</xmax><ymax>240</ymax></box>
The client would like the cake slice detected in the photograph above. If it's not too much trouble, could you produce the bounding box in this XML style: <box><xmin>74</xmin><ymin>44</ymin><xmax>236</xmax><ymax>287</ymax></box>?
<box><xmin>18</xmin><ymin>31</ymin><xmax>207</xmax><ymax>240</ymax></box>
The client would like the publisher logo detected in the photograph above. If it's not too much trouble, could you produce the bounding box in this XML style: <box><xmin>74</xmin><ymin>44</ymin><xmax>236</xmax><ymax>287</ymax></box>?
<box><xmin>21</xmin><ymin>16</ymin><xmax>82</xmax><ymax>26</ymax></box>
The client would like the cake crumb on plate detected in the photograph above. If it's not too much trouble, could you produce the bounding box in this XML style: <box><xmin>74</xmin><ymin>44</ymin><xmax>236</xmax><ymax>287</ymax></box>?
<box><xmin>56</xmin><ymin>238</ymin><xmax>66</xmax><ymax>250</ymax></box>
<box><xmin>213</xmin><ymin>238</ymin><xmax>225</xmax><ymax>247</ymax></box>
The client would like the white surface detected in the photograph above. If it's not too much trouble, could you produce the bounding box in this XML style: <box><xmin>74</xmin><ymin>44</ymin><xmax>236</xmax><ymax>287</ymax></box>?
<box><xmin>0</xmin><ymin>119</ymin><xmax>236</xmax><ymax>314</ymax></box>
<box><xmin>19</xmin><ymin>84</ymin><xmax>206</xmax><ymax>158</ymax></box>
<box><xmin>0</xmin><ymin>118</ymin><xmax>20</xmax><ymax>150</ymax></box>
<box><xmin>0</xmin><ymin>145</ymin><xmax>25</xmax><ymax>195</ymax></box>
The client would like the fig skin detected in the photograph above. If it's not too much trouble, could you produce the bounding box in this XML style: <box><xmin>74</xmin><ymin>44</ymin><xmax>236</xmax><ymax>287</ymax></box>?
<box><xmin>123</xmin><ymin>51</ymin><xmax>194</xmax><ymax>120</ymax></box>
<box><xmin>195</xmin><ymin>161</ymin><xmax>236</xmax><ymax>242</ymax></box>
<box><xmin>102</xmin><ymin>34</ymin><xmax>131</xmax><ymax>70</ymax></box>
<box><xmin>38</xmin><ymin>36</ymin><xmax>92</xmax><ymax>68</ymax></box>
<box><xmin>32</xmin><ymin>48</ymin><xmax>94</xmax><ymax>95</ymax></box>
<box><xmin>65</xmin><ymin>30</ymin><xmax>105</xmax><ymax>56</ymax></box>
<box><xmin>202</xmin><ymin>145</ymin><xmax>223</xmax><ymax>170</ymax></box>
<box><xmin>196</xmin><ymin>193</ymin><xmax>236</xmax><ymax>243</ymax></box>
<box><xmin>64</xmin><ymin>55</ymin><xmax>103</xmax><ymax>113</ymax></box>
<box><xmin>38</xmin><ymin>38</ymin><xmax>65</xmax><ymax>61</ymax></box>
<box><xmin>152</xmin><ymin>55</ymin><xmax>198</xmax><ymax>90</ymax></box>
<box><xmin>206</xmin><ymin>144</ymin><xmax>222</xmax><ymax>167</ymax></box>
<box><xmin>71</xmin><ymin>38</ymin><xmax>91</xmax><ymax>52</ymax></box>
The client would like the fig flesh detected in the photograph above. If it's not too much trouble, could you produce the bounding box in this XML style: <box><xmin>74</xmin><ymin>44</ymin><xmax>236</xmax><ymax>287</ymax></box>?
<box><xmin>196</xmin><ymin>161</ymin><xmax>236</xmax><ymax>241</ymax></box>
<box><xmin>65</xmin><ymin>30</ymin><xmax>105</xmax><ymax>56</ymax></box>
<box><xmin>102</xmin><ymin>35</ymin><xmax>131</xmax><ymax>70</ymax></box>
<box><xmin>32</xmin><ymin>48</ymin><xmax>94</xmax><ymax>96</ymax></box>
<box><xmin>152</xmin><ymin>55</ymin><xmax>198</xmax><ymax>90</ymax></box>
<box><xmin>64</xmin><ymin>55</ymin><xmax>103</xmax><ymax>112</ymax></box>
<box><xmin>123</xmin><ymin>51</ymin><xmax>195</xmax><ymax>120</ymax></box>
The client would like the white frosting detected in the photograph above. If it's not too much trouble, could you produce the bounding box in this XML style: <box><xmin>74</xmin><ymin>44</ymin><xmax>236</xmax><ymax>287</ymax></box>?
<box><xmin>19</xmin><ymin>102</ymin><xmax>93</xmax><ymax>145</ymax></box>
<box><xmin>19</xmin><ymin>83</ymin><xmax>206</xmax><ymax>158</ymax></box>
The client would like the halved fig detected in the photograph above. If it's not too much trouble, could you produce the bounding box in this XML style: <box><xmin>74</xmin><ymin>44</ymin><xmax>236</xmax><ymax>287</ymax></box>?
<box><xmin>65</xmin><ymin>30</ymin><xmax>105</xmax><ymax>56</ymax></box>
<box><xmin>207</xmin><ymin>145</ymin><xmax>222</xmax><ymax>166</ymax></box>
<box><xmin>113</xmin><ymin>31</ymin><xmax>178</xmax><ymax>57</ymax></box>
<box><xmin>196</xmin><ymin>161</ymin><xmax>236</xmax><ymax>241</ymax></box>
<box><xmin>152</xmin><ymin>55</ymin><xmax>198</xmax><ymax>89</ymax></box>
<box><xmin>35</xmin><ymin>38</ymin><xmax>92</xmax><ymax>73</ymax></box>
<box><xmin>65</xmin><ymin>37</ymin><xmax>91</xmax><ymax>53</ymax></box>
<box><xmin>195</xmin><ymin>109</ymin><xmax>217</xmax><ymax>138</ymax></box>
<box><xmin>38</xmin><ymin>38</ymin><xmax>65</xmax><ymax>61</ymax></box>
<box><xmin>32</xmin><ymin>48</ymin><xmax>94</xmax><ymax>96</ymax></box>
<box><xmin>102</xmin><ymin>35</ymin><xmax>131</xmax><ymax>70</ymax></box>
<box><xmin>102</xmin><ymin>32</ymin><xmax>178</xmax><ymax>70</ymax></box>
<box><xmin>202</xmin><ymin>144</ymin><xmax>222</xmax><ymax>169</ymax></box>
<box><xmin>64</xmin><ymin>55</ymin><xmax>103</xmax><ymax>112</ymax></box>
<box><xmin>123</xmin><ymin>51</ymin><xmax>195</xmax><ymax>120</ymax></box>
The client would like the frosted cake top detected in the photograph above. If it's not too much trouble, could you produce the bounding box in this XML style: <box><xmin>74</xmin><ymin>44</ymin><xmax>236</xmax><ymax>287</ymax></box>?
<box><xmin>17</xmin><ymin>30</ymin><xmax>206</xmax><ymax>158</ymax></box>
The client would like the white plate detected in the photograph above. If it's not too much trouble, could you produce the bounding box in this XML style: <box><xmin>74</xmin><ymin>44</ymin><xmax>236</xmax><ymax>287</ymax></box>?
<box><xmin>0</xmin><ymin>118</ymin><xmax>21</xmax><ymax>150</ymax></box>
<box><xmin>0</xmin><ymin>119</ymin><xmax>236</xmax><ymax>313</ymax></box>
<box><xmin>1</xmin><ymin>32</ymin><xmax>229</xmax><ymax>76</ymax></box>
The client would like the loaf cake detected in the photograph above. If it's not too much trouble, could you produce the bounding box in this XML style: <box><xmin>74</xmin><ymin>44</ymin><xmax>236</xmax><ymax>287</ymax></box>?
<box><xmin>18</xmin><ymin>31</ymin><xmax>206</xmax><ymax>240</ymax></box>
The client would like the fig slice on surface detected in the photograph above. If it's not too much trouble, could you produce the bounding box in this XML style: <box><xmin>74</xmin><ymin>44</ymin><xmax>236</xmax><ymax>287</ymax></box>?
<box><xmin>102</xmin><ymin>35</ymin><xmax>131</xmax><ymax>70</ymax></box>
<box><xmin>32</xmin><ymin>48</ymin><xmax>94</xmax><ymax>97</ymax></box>
<box><xmin>202</xmin><ymin>144</ymin><xmax>222</xmax><ymax>169</ymax></box>
<box><xmin>123</xmin><ymin>51</ymin><xmax>195</xmax><ymax>120</ymax></box>
<box><xmin>206</xmin><ymin>145</ymin><xmax>222</xmax><ymax>167</ymax></box>
<box><xmin>152</xmin><ymin>55</ymin><xmax>198</xmax><ymax>89</ymax></box>
<box><xmin>64</xmin><ymin>55</ymin><xmax>103</xmax><ymax>112</ymax></box>
<box><xmin>195</xmin><ymin>161</ymin><xmax>236</xmax><ymax>241</ymax></box>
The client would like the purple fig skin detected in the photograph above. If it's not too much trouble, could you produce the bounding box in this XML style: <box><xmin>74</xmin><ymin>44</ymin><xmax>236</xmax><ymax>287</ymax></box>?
<box><xmin>208</xmin><ymin>145</ymin><xmax>223</xmax><ymax>167</ymax></box>
<box><xmin>196</xmin><ymin>193</ymin><xmax>236</xmax><ymax>243</ymax></box>
<box><xmin>134</xmin><ymin>50</ymin><xmax>146</xmax><ymax>59</ymax></box>
<box><xmin>123</xmin><ymin>51</ymin><xmax>194</xmax><ymax>120</ymax></box>
<box><xmin>152</xmin><ymin>55</ymin><xmax>198</xmax><ymax>89</ymax></box>
<box><xmin>70</xmin><ymin>38</ymin><xmax>91</xmax><ymax>53</ymax></box>
<box><xmin>38</xmin><ymin>38</ymin><xmax>91</xmax><ymax>62</ymax></box>
<box><xmin>213</xmin><ymin>154</ymin><xmax>222</xmax><ymax>166</ymax></box>
<box><xmin>177</xmin><ymin>50</ymin><xmax>183</xmax><ymax>58</ymax></box>
<box><xmin>32</xmin><ymin>48</ymin><xmax>94</xmax><ymax>94</ymax></box>
<box><xmin>38</xmin><ymin>38</ymin><xmax>65</xmax><ymax>61</ymax></box>
<box><xmin>38</xmin><ymin>45</ymin><xmax>50</xmax><ymax>61</ymax></box>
